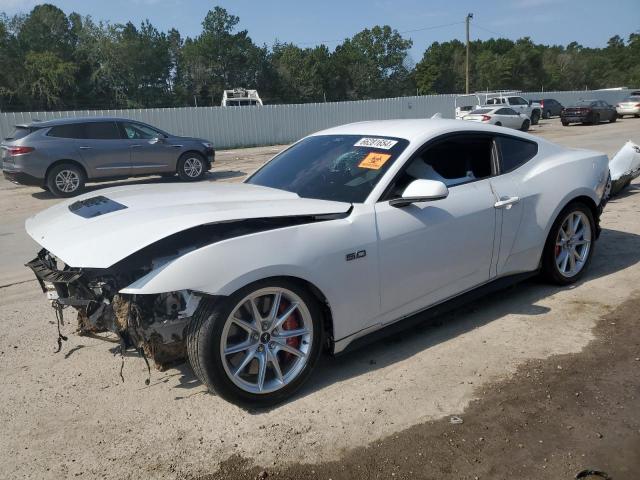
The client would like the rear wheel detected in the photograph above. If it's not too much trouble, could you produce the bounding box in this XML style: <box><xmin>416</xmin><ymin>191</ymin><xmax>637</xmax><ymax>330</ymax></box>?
<box><xmin>495</xmin><ymin>121</ymin><xmax>502</xmax><ymax>126</ymax></box>
<box><xmin>186</xmin><ymin>279</ymin><xmax>324</xmax><ymax>407</ymax></box>
<box><xmin>46</xmin><ymin>163</ymin><xmax>86</xmax><ymax>197</ymax></box>
<box><xmin>520</xmin><ymin>119</ymin><xmax>530</xmax><ymax>131</ymax></box>
<box><xmin>561</xmin><ymin>120</ymin><xmax>569</xmax><ymax>126</ymax></box>
<box><xmin>609</xmin><ymin>114</ymin><xmax>617</xmax><ymax>123</ymax></box>
<box><xmin>531</xmin><ymin>110</ymin><xmax>540</xmax><ymax>125</ymax></box>
<box><xmin>543</xmin><ymin>110</ymin><xmax>551</xmax><ymax>119</ymax></box>
<box><xmin>592</xmin><ymin>113</ymin><xmax>600</xmax><ymax>125</ymax></box>
<box><xmin>177</xmin><ymin>152</ymin><xmax>206</xmax><ymax>181</ymax></box>
<box><xmin>542</xmin><ymin>202</ymin><xmax>595</xmax><ymax>285</ymax></box>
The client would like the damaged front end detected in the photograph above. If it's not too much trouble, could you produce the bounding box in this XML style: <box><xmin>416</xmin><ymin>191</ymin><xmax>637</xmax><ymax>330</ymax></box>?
<box><xmin>26</xmin><ymin>248</ymin><xmax>201</xmax><ymax>371</ymax></box>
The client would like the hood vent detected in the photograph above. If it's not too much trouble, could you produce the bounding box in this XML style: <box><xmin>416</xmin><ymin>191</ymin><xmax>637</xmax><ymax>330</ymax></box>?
<box><xmin>68</xmin><ymin>196</ymin><xmax>127</xmax><ymax>219</ymax></box>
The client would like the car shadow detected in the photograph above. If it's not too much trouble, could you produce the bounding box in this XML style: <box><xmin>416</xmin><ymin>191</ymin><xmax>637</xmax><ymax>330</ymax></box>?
<box><xmin>231</xmin><ymin>225</ymin><xmax>640</xmax><ymax>412</ymax></box>
<box><xmin>30</xmin><ymin>169</ymin><xmax>247</xmax><ymax>200</ymax></box>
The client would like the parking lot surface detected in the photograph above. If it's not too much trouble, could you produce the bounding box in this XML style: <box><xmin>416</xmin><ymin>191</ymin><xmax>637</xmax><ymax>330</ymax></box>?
<box><xmin>1</xmin><ymin>117</ymin><xmax>639</xmax><ymax>479</ymax></box>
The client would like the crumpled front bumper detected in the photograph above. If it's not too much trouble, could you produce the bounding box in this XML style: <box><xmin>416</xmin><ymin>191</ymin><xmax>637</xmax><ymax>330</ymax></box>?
<box><xmin>26</xmin><ymin>249</ymin><xmax>198</xmax><ymax>370</ymax></box>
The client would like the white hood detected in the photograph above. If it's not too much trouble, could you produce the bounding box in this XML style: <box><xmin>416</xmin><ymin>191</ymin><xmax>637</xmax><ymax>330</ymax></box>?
<box><xmin>25</xmin><ymin>182</ymin><xmax>351</xmax><ymax>268</ymax></box>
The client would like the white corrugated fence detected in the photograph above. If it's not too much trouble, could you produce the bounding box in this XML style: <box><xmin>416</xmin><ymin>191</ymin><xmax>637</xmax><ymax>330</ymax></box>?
<box><xmin>0</xmin><ymin>89</ymin><xmax>631</xmax><ymax>149</ymax></box>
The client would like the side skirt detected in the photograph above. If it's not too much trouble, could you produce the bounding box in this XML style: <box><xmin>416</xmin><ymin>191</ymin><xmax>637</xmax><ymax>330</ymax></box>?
<box><xmin>334</xmin><ymin>270</ymin><xmax>538</xmax><ymax>356</ymax></box>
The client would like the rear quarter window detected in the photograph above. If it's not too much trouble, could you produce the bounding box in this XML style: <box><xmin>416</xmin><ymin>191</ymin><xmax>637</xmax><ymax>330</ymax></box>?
<box><xmin>5</xmin><ymin>126</ymin><xmax>38</xmax><ymax>141</ymax></box>
<box><xmin>497</xmin><ymin>136</ymin><xmax>538</xmax><ymax>173</ymax></box>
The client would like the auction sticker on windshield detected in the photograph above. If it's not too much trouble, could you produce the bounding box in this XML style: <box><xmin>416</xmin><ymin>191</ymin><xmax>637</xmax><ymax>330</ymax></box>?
<box><xmin>358</xmin><ymin>152</ymin><xmax>392</xmax><ymax>170</ymax></box>
<box><xmin>354</xmin><ymin>137</ymin><xmax>398</xmax><ymax>149</ymax></box>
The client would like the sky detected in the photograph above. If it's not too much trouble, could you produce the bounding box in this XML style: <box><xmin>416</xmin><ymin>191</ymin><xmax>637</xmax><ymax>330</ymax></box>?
<box><xmin>1</xmin><ymin>0</ymin><xmax>639</xmax><ymax>62</ymax></box>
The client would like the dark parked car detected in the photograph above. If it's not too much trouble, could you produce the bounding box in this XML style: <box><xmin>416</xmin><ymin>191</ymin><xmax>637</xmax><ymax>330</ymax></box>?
<box><xmin>1</xmin><ymin>117</ymin><xmax>215</xmax><ymax>197</ymax></box>
<box><xmin>560</xmin><ymin>100</ymin><xmax>617</xmax><ymax>126</ymax></box>
<box><xmin>530</xmin><ymin>98</ymin><xmax>563</xmax><ymax>118</ymax></box>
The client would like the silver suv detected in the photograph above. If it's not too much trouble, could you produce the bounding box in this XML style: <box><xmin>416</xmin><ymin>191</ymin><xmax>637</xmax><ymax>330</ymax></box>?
<box><xmin>1</xmin><ymin>117</ymin><xmax>215</xmax><ymax>197</ymax></box>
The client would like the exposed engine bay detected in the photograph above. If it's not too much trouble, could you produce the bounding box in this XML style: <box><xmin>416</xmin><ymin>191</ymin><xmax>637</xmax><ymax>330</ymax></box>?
<box><xmin>27</xmin><ymin>248</ymin><xmax>202</xmax><ymax>372</ymax></box>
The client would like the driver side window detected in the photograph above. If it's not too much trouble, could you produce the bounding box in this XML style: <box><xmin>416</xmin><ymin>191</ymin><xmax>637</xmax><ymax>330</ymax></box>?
<box><xmin>120</xmin><ymin>122</ymin><xmax>162</xmax><ymax>140</ymax></box>
<box><xmin>386</xmin><ymin>135</ymin><xmax>495</xmax><ymax>199</ymax></box>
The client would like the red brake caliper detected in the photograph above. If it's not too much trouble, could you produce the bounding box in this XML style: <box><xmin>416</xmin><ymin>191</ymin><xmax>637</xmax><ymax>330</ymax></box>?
<box><xmin>279</xmin><ymin>300</ymin><xmax>301</xmax><ymax>362</ymax></box>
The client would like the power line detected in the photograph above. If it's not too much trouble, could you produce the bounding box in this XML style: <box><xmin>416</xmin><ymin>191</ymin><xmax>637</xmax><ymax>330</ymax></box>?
<box><xmin>473</xmin><ymin>23</ymin><xmax>505</xmax><ymax>38</ymax></box>
<box><xmin>294</xmin><ymin>20</ymin><xmax>465</xmax><ymax>47</ymax></box>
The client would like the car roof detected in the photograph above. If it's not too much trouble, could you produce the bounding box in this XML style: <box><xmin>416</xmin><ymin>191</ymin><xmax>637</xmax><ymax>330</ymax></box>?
<box><xmin>16</xmin><ymin>117</ymin><xmax>140</xmax><ymax>128</ymax></box>
<box><xmin>312</xmin><ymin>118</ymin><xmax>537</xmax><ymax>145</ymax></box>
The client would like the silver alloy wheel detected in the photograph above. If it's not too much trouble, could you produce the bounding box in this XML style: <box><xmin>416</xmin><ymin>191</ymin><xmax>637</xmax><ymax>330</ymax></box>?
<box><xmin>220</xmin><ymin>287</ymin><xmax>313</xmax><ymax>394</ymax></box>
<box><xmin>555</xmin><ymin>211</ymin><xmax>591</xmax><ymax>278</ymax></box>
<box><xmin>183</xmin><ymin>157</ymin><xmax>203</xmax><ymax>177</ymax></box>
<box><xmin>54</xmin><ymin>169</ymin><xmax>80</xmax><ymax>193</ymax></box>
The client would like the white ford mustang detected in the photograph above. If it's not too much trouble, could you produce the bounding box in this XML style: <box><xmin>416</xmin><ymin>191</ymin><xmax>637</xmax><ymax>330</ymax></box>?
<box><xmin>25</xmin><ymin>119</ymin><xmax>609</xmax><ymax>406</ymax></box>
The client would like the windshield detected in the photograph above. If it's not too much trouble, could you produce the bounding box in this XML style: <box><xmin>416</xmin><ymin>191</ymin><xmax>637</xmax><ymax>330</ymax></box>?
<box><xmin>247</xmin><ymin>135</ymin><xmax>409</xmax><ymax>203</ymax></box>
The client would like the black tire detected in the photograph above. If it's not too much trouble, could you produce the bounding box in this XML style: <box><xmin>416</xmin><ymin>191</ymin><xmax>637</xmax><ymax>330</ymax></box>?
<box><xmin>634</xmin><ymin>114</ymin><xmax>639</xmax><ymax>118</ymax></box>
<box><xmin>186</xmin><ymin>279</ymin><xmax>324</xmax><ymax>407</ymax></box>
<box><xmin>592</xmin><ymin>113</ymin><xmax>600</xmax><ymax>125</ymax></box>
<box><xmin>39</xmin><ymin>186</ymin><xmax>50</xmax><ymax>192</ymax></box>
<box><xmin>495</xmin><ymin>121</ymin><xmax>502</xmax><ymax>126</ymax></box>
<box><xmin>609</xmin><ymin>114</ymin><xmax>617</xmax><ymax>123</ymax></box>
<box><xmin>177</xmin><ymin>152</ymin><xmax>207</xmax><ymax>181</ymax></box>
<box><xmin>520</xmin><ymin>119</ymin><xmax>530</xmax><ymax>132</ymax></box>
<box><xmin>531</xmin><ymin>110</ymin><xmax>540</xmax><ymax>125</ymax></box>
<box><xmin>46</xmin><ymin>162</ymin><xmax>86</xmax><ymax>197</ymax></box>
<box><xmin>541</xmin><ymin>202</ymin><xmax>595</xmax><ymax>285</ymax></box>
<box><xmin>561</xmin><ymin>121</ymin><xmax>569</xmax><ymax>126</ymax></box>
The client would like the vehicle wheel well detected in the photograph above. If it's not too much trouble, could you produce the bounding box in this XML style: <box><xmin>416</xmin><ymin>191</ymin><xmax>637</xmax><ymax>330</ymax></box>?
<box><xmin>567</xmin><ymin>195</ymin><xmax>598</xmax><ymax>220</ymax></box>
<box><xmin>180</xmin><ymin>150</ymin><xmax>205</xmax><ymax>161</ymax></box>
<box><xmin>45</xmin><ymin>159</ymin><xmax>87</xmax><ymax>182</ymax></box>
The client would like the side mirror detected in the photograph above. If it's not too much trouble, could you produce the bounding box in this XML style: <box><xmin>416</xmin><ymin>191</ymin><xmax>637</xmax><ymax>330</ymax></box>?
<box><xmin>389</xmin><ymin>179</ymin><xmax>449</xmax><ymax>208</ymax></box>
<box><xmin>149</xmin><ymin>136</ymin><xmax>164</xmax><ymax>145</ymax></box>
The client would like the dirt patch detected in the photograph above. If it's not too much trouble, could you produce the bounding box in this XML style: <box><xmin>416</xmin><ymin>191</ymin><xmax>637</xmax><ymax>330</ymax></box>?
<box><xmin>197</xmin><ymin>292</ymin><xmax>640</xmax><ymax>480</ymax></box>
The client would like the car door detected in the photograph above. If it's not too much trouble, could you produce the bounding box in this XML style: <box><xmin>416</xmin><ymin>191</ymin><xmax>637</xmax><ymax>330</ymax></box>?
<box><xmin>374</xmin><ymin>134</ymin><xmax>498</xmax><ymax>321</ymax></box>
<box><xmin>77</xmin><ymin>121</ymin><xmax>132</xmax><ymax>178</ymax></box>
<box><xmin>508</xmin><ymin>96</ymin><xmax>528</xmax><ymax>116</ymax></box>
<box><xmin>118</xmin><ymin>121</ymin><xmax>176</xmax><ymax>174</ymax></box>
<box><xmin>488</xmin><ymin>135</ymin><xmax>538</xmax><ymax>276</ymax></box>
<box><xmin>496</xmin><ymin>108</ymin><xmax>521</xmax><ymax>129</ymax></box>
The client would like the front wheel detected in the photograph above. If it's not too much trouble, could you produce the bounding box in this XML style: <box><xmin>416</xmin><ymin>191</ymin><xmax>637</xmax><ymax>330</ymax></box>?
<box><xmin>177</xmin><ymin>153</ymin><xmax>207</xmax><ymax>181</ymax></box>
<box><xmin>541</xmin><ymin>202</ymin><xmax>595</xmax><ymax>285</ymax></box>
<box><xmin>186</xmin><ymin>279</ymin><xmax>324</xmax><ymax>407</ymax></box>
<box><xmin>520</xmin><ymin>119</ymin><xmax>530</xmax><ymax>131</ymax></box>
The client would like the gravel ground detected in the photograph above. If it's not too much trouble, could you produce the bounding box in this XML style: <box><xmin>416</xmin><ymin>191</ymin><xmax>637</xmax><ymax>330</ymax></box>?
<box><xmin>0</xmin><ymin>117</ymin><xmax>639</xmax><ymax>479</ymax></box>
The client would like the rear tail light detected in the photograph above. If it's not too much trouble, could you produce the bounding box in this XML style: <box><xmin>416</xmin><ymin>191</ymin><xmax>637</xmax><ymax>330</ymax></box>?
<box><xmin>7</xmin><ymin>146</ymin><xmax>35</xmax><ymax>156</ymax></box>
<box><xmin>481</xmin><ymin>115</ymin><xmax>492</xmax><ymax>121</ymax></box>
<box><xmin>540</xmin><ymin>100</ymin><xmax>544</xmax><ymax>107</ymax></box>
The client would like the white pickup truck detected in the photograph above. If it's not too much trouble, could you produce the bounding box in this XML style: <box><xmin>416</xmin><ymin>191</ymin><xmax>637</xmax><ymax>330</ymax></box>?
<box><xmin>455</xmin><ymin>91</ymin><xmax>542</xmax><ymax>125</ymax></box>
<box><xmin>483</xmin><ymin>94</ymin><xmax>542</xmax><ymax>125</ymax></box>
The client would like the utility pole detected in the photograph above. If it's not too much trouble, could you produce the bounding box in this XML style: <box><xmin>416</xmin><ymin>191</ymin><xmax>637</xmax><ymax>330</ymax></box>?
<box><xmin>465</xmin><ymin>13</ymin><xmax>473</xmax><ymax>94</ymax></box>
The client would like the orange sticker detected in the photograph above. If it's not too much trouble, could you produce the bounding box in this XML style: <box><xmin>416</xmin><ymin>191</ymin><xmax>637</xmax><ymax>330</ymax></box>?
<box><xmin>358</xmin><ymin>152</ymin><xmax>392</xmax><ymax>170</ymax></box>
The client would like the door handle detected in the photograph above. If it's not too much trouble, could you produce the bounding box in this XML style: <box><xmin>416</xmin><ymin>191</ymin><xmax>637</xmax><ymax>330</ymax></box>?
<box><xmin>79</xmin><ymin>146</ymin><xmax>92</xmax><ymax>150</ymax></box>
<box><xmin>494</xmin><ymin>196</ymin><xmax>520</xmax><ymax>209</ymax></box>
